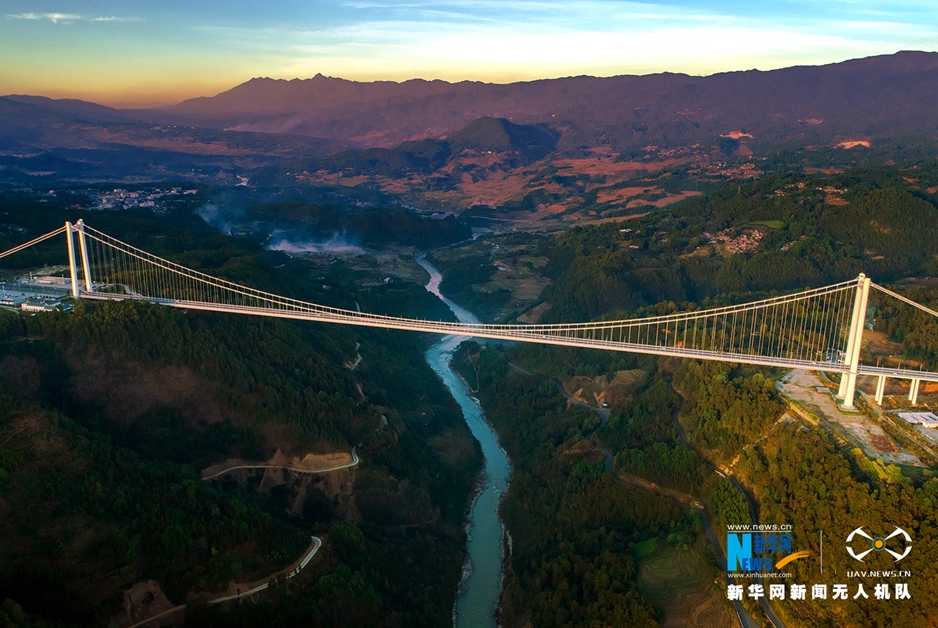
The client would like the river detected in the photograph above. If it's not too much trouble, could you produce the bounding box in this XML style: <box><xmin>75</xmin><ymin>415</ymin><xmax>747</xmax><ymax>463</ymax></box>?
<box><xmin>418</xmin><ymin>255</ymin><xmax>511</xmax><ymax>628</ymax></box>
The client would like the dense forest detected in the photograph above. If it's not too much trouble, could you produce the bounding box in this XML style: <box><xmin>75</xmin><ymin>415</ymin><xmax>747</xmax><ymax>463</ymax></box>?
<box><xmin>456</xmin><ymin>337</ymin><xmax>938</xmax><ymax>628</ymax></box>
<box><xmin>202</xmin><ymin>198</ymin><xmax>472</xmax><ymax>250</ymax></box>
<box><xmin>538</xmin><ymin>166</ymin><xmax>938</xmax><ymax>322</ymax></box>
<box><xmin>433</xmin><ymin>162</ymin><xmax>938</xmax><ymax>627</ymax></box>
<box><xmin>734</xmin><ymin>416</ymin><xmax>938</xmax><ymax>627</ymax></box>
<box><xmin>5</xmin><ymin>153</ymin><xmax>938</xmax><ymax>628</ymax></box>
<box><xmin>0</xmin><ymin>396</ymin><xmax>310</xmax><ymax>623</ymax></box>
<box><xmin>452</xmin><ymin>342</ymin><xmax>728</xmax><ymax>628</ymax></box>
<box><xmin>0</xmin><ymin>196</ymin><xmax>481</xmax><ymax>627</ymax></box>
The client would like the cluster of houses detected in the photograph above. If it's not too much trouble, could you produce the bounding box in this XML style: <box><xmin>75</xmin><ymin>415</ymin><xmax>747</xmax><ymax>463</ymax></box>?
<box><xmin>703</xmin><ymin>228</ymin><xmax>764</xmax><ymax>254</ymax></box>
<box><xmin>88</xmin><ymin>187</ymin><xmax>198</xmax><ymax>212</ymax></box>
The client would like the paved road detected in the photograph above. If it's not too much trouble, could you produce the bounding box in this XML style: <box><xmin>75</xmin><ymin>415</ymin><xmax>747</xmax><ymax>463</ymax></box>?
<box><xmin>202</xmin><ymin>447</ymin><xmax>359</xmax><ymax>480</ymax></box>
<box><xmin>670</xmin><ymin>409</ymin><xmax>786</xmax><ymax>628</ymax></box>
<box><xmin>124</xmin><ymin>536</ymin><xmax>322</xmax><ymax>628</ymax></box>
<box><xmin>208</xmin><ymin>537</ymin><xmax>323</xmax><ymax>604</ymax></box>
<box><xmin>511</xmin><ymin>363</ymin><xmax>760</xmax><ymax>628</ymax></box>
<box><xmin>510</xmin><ymin>363</ymin><xmax>786</xmax><ymax>628</ymax></box>
<box><xmin>600</xmin><ymin>444</ymin><xmax>759</xmax><ymax>628</ymax></box>
<box><xmin>349</xmin><ymin>341</ymin><xmax>362</xmax><ymax>369</ymax></box>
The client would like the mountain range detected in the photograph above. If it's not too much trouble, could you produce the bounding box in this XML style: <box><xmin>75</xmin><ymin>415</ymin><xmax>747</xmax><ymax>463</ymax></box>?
<box><xmin>143</xmin><ymin>50</ymin><xmax>938</xmax><ymax>150</ymax></box>
<box><xmin>2</xmin><ymin>51</ymin><xmax>938</xmax><ymax>185</ymax></box>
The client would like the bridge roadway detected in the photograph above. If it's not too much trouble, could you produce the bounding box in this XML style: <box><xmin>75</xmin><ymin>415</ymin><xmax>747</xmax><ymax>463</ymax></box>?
<box><xmin>80</xmin><ymin>293</ymin><xmax>938</xmax><ymax>384</ymax></box>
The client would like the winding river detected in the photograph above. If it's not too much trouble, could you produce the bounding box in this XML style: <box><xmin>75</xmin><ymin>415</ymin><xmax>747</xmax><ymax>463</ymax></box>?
<box><xmin>418</xmin><ymin>255</ymin><xmax>511</xmax><ymax>628</ymax></box>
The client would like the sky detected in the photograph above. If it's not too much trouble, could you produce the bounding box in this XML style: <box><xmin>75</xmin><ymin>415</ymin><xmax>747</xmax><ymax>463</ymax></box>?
<box><xmin>1</xmin><ymin>0</ymin><xmax>936</xmax><ymax>106</ymax></box>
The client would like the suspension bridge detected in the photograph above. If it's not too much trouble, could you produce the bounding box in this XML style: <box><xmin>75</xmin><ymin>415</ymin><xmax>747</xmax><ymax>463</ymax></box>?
<box><xmin>3</xmin><ymin>219</ymin><xmax>938</xmax><ymax>409</ymax></box>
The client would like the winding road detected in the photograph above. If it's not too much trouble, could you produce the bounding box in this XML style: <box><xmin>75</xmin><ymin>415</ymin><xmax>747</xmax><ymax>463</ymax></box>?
<box><xmin>202</xmin><ymin>447</ymin><xmax>360</xmax><ymax>480</ymax></box>
<box><xmin>668</xmin><ymin>409</ymin><xmax>786</xmax><ymax>628</ymax></box>
<box><xmin>124</xmin><ymin>536</ymin><xmax>322</xmax><ymax>628</ymax></box>
<box><xmin>509</xmin><ymin>364</ymin><xmax>764</xmax><ymax>628</ymax></box>
<box><xmin>125</xmin><ymin>447</ymin><xmax>362</xmax><ymax>627</ymax></box>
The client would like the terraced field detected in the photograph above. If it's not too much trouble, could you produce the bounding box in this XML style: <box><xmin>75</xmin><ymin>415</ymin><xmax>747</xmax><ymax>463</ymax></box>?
<box><xmin>638</xmin><ymin>537</ymin><xmax>733</xmax><ymax>628</ymax></box>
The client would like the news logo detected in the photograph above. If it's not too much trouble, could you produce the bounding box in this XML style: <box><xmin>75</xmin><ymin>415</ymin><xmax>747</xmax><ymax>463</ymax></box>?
<box><xmin>727</xmin><ymin>525</ymin><xmax>809</xmax><ymax>572</ymax></box>
<box><xmin>846</xmin><ymin>527</ymin><xmax>912</xmax><ymax>563</ymax></box>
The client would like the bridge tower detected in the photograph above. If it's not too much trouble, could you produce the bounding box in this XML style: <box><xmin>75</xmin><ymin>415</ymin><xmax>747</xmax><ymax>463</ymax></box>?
<box><xmin>65</xmin><ymin>221</ymin><xmax>79</xmax><ymax>298</ymax></box>
<box><xmin>65</xmin><ymin>220</ymin><xmax>93</xmax><ymax>297</ymax></box>
<box><xmin>837</xmin><ymin>273</ymin><xmax>871</xmax><ymax>410</ymax></box>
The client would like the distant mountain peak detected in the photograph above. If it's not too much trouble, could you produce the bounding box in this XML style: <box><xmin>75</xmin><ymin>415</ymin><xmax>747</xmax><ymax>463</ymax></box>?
<box><xmin>8</xmin><ymin>51</ymin><xmax>938</xmax><ymax>155</ymax></box>
<box><xmin>448</xmin><ymin>117</ymin><xmax>559</xmax><ymax>160</ymax></box>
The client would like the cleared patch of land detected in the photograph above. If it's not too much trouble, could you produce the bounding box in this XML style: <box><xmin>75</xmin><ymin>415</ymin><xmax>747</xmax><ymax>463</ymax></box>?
<box><xmin>778</xmin><ymin>370</ymin><xmax>922</xmax><ymax>466</ymax></box>
<box><xmin>290</xmin><ymin>149</ymin><xmax>706</xmax><ymax>230</ymax></box>
<box><xmin>862</xmin><ymin>330</ymin><xmax>919</xmax><ymax>370</ymax></box>
<box><xmin>562</xmin><ymin>369</ymin><xmax>648</xmax><ymax>407</ymax></box>
<box><xmin>637</xmin><ymin>537</ymin><xmax>734</xmax><ymax>628</ymax></box>
<box><xmin>836</xmin><ymin>140</ymin><xmax>872</xmax><ymax>149</ymax></box>
<box><xmin>430</xmin><ymin>236</ymin><xmax>552</xmax><ymax>321</ymax></box>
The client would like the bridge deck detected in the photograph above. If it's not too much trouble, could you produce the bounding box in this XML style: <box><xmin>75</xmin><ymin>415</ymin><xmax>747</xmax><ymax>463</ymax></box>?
<box><xmin>80</xmin><ymin>292</ymin><xmax>938</xmax><ymax>384</ymax></box>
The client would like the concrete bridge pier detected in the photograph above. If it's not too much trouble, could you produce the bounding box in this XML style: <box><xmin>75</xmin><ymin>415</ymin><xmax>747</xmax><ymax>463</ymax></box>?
<box><xmin>874</xmin><ymin>375</ymin><xmax>886</xmax><ymax>406</ymax></box>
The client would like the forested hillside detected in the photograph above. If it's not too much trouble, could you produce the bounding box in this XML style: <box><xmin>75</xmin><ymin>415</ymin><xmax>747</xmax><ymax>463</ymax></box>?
<box><xmin>423</xmin><ymin>164</ymin><xmax>938</xmax><ymax>325</ymax></box>
<box><xmin>0</xmin><ymin>196</ymin><xmax>481</xmax><ymax>627</ymax></box>
<box><xmin>537</xmin><ymin>165</ymin><xmax>938</xmax><ymax>323</ymax></box>
<box><xmin>433</xmin><ymin>160</ymin><xmax>938</xmax><ymax>627</ymax></box>
<box><xmin>452</xmin><ymin>342</ymin><xmax>697</xmax><ymax>628</ymax></box>
<box><xmin>455</xmin><ymin>340</ymin><xmax>938</xmax><ymax>628</ymax></box>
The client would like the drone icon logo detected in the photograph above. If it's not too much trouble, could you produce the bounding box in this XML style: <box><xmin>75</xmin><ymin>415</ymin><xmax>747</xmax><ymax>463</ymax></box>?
<box><xmin>846</xmin><ymin>527</ymin><xmax>912</xmax><ymax>562</ymax></box>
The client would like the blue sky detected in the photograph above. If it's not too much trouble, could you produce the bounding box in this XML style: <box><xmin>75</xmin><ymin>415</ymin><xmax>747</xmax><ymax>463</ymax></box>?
<box><xmin>1</xmin><ymin>0</ymin><xmax>936</xmax><ymax>105</ymax></box>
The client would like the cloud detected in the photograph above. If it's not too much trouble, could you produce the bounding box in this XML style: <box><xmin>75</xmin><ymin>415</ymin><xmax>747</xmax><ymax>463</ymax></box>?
<box><xmin>241</xmin><ymin>0</ymin><xmax>932</xmax><ymax>81</ymax></box>
<box><xmin>91</xmin><ymin>16</ymin><xmax>141</xmax><ymax>22</ymax></box>
<box><xmin>7</xmin><ymin>12</ymin><xmax>140</xmax><ymax>24</ymax></box>
<box><xmin>9</xmin><ymin>12</ymin><xmax>82</xmax><ymax>23</ymax></box>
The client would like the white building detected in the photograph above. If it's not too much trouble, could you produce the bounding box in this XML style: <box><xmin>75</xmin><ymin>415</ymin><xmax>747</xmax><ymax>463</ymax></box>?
<box><xmin>898</xmin><ymin>412</ymin><xmax>938</xmax><ymax>428</ymax></box>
